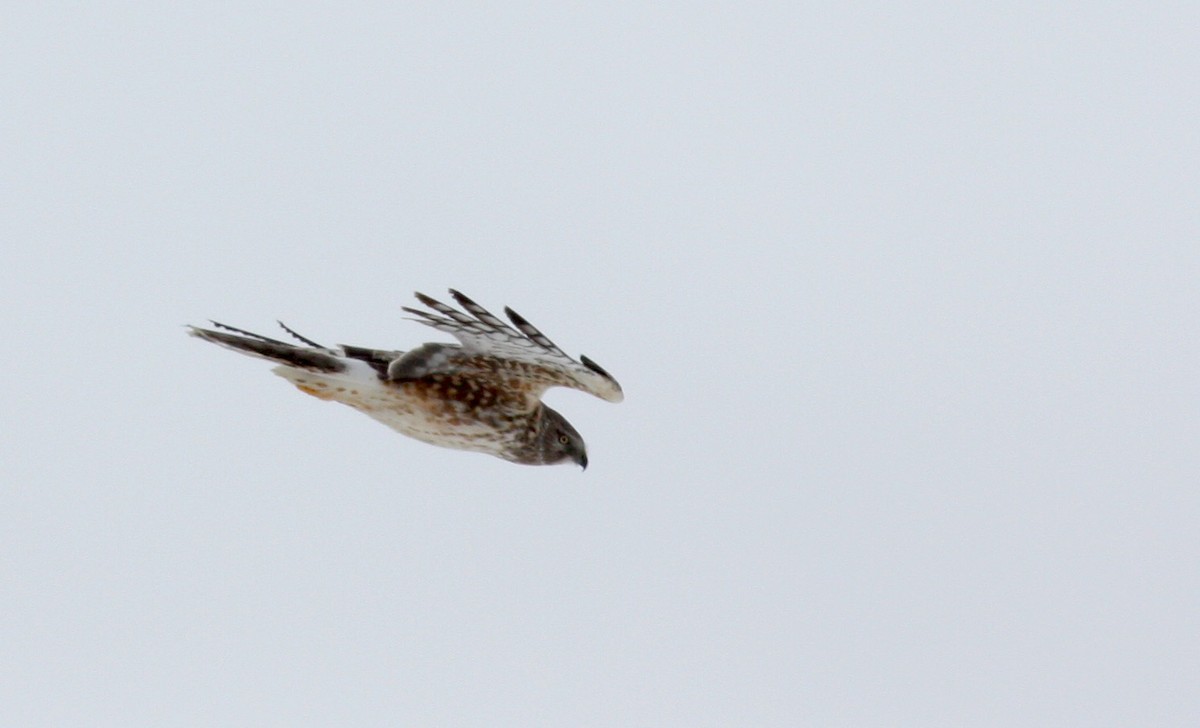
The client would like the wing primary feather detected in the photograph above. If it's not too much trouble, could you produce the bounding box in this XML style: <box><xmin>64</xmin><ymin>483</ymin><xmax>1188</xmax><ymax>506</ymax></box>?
<box><xmin>403</xmin><ymin>307</ymin><xmax>487</xmax><ymax>336</ymax></box>
<box><xmin>449</xmin><ymin>289</ymin><xmax>517</xmax><ymax>334</ymax></box>
<box><xmin>403</xmin><ymin>315</ymin><xmax>467</xmax><ymax>337</ymax></box>
<box><xmin>414</xmin><ymin>292</ymin><xmax>477</xmax><ymax>326</ymax></box>
<box><xmin>504</xmin><ymin>307</ymin><xmax>565</xmax><ymax>354</ymax></box>
<box><xmin>402</xmin><ymin>306</ymin><xmax>445</xmax><ymax>322</ymax></box>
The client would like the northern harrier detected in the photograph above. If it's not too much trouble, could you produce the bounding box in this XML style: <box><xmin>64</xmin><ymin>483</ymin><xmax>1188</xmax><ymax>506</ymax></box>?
<box><xmin>188</xmin><ymin>290</ymin><xmax>623</xmax><ymax>468</ymax></box>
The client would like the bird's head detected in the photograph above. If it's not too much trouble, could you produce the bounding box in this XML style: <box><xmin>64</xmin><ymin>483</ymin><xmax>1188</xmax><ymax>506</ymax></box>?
<box><xmin>534</xmin><ymin>406</ymin><xmax>588</xmax><ymax>470</ymax></box>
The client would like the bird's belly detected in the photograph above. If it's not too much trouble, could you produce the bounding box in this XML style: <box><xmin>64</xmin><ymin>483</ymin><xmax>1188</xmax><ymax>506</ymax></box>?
<box><xmin>318</xmin><ymin>379</ymin><xmax>516</xmax><ymax>456</ymax></box>
<box><xmin>364</xmin><ymin>401</ymin><xmax>507</xmax><ymax>450</ymax></box>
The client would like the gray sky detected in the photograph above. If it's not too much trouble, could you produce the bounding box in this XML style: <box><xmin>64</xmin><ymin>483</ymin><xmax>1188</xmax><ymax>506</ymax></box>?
<box><xmin>2</xmin><ymin>3</ymin><xmax>1197</xmax><ymax>726</ymax></box>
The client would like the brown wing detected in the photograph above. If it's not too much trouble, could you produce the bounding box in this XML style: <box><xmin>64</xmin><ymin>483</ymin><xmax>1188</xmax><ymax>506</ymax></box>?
<box><xmin>402</xmin><ymin>290</ymin><xmax>623</xmax><ymax>404</ymax></box>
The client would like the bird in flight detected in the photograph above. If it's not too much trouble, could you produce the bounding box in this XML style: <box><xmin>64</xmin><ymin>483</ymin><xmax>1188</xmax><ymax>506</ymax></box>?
<box><xmin>188</xmin><ymin>290</ymin><xmax>623</xmax><ymax>468</ymax></box>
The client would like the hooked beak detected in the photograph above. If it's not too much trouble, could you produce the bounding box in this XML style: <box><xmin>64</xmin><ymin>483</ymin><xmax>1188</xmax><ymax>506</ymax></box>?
<box><xmin>576</xmin><ymin>451</ymin><xmax>588</xmax><ymax>471</ymax></box>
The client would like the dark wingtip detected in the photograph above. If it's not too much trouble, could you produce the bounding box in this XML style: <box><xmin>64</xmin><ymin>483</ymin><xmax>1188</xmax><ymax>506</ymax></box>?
<box><xmin>580</xmin><ymin>354</ymin><xmax>614</xmax><ymax>380</ymax></box>
<box><xmin>448</xmin><ymin>289</ymin><xmax>480</xmax><ymax>309</ymax></box>
<box><xmin>503</xmin><ymin>306</ymin><xmax>529</xmax><ymax>327</ymax></box>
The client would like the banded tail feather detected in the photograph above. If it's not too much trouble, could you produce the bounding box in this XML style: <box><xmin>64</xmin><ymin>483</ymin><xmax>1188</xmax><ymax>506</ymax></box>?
<box><xmin>188</xmin><ymin>323</ymin><xmax>347</xmax><ymax>373</ymax></box>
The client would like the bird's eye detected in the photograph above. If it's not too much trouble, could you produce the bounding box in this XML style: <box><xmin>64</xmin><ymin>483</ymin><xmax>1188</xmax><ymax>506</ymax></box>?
<box><xmin>558</xmin><ymin>434</ymin><xmax>569</xmax><ymax>445</ymax></box>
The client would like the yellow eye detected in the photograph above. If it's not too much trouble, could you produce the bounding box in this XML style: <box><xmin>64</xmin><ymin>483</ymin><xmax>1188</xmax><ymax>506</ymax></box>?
<box><xmin>558</xmin><ymin>434</ymin><xmax>569</xmax><ymax>445</ymax></box>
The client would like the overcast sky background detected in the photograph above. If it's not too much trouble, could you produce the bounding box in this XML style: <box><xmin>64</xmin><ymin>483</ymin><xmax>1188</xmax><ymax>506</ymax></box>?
<box><xmin>2</xmin><ymin>3</ymin><xmax>1197</xmax><ymax>726</ymax></box>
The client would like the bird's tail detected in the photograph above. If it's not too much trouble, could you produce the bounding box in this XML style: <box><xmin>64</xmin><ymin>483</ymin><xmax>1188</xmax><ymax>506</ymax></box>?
<box><xmin>187</xmin><ymin>322</ymin><xmax>347</xmax><ymax>373</ymax></box>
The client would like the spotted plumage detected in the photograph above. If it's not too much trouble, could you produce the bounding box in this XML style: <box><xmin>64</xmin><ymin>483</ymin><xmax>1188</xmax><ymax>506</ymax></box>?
<box><xmin>188</xmin><ymin>290</ymin><xmax>622</xmax><ymax>468</ymax></box>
